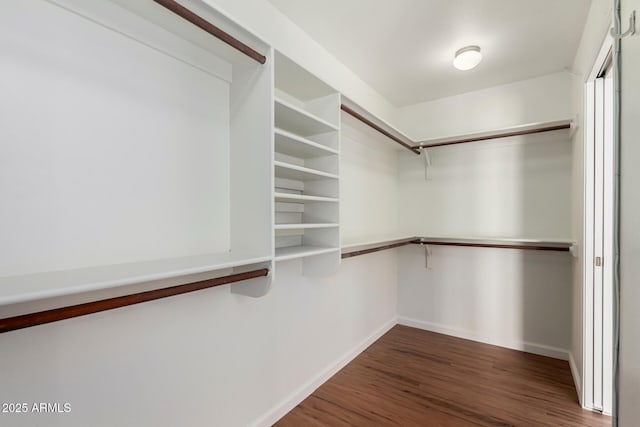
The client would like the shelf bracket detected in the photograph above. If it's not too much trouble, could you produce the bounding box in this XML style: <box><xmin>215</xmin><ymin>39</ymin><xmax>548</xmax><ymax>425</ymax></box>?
<box><xmin>421</xmin><ymin>147</ymin><xmax>432</xmax><ymax>181</ymax></box>
<box><xmin>421</xmin><ymin>243</ymin><xmax>432</xmax><ymax>269</ymax></box>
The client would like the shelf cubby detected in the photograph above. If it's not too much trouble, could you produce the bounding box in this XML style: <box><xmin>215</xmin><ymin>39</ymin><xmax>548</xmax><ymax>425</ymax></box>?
<box><xmin>275</xmin><ymin>97</ymin><xmax>338</xmax><ymax>136</ymax></box>
<box><xmin>272</xmin><ymin>51</ymin><xmax>341</xmax><ymax>273</ymax></box>
<box><xmin>275</xmin><ymin>128</ymin><xmax>338</xmax><ymax>158</ymax></box>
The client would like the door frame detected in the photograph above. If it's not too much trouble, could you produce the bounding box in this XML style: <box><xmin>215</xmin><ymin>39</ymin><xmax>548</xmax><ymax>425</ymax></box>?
<box><xmin>583</xmin><ymin>33</ymin><xmax>614</xmax><ymax>415</ymax></box>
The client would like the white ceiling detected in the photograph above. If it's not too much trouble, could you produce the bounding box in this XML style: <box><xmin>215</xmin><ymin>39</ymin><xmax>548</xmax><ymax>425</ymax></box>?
<box><xmin>267</xmin><ymin>0</ymin><xmax>592</xmax><ymax>107</ymax></box>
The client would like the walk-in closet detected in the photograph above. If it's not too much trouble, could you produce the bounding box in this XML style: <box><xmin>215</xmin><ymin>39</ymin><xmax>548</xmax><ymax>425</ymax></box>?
<box><xmin>1</xmin><ymin>0</ymin><xmax>639</xmax><ymax>426</ymax></box>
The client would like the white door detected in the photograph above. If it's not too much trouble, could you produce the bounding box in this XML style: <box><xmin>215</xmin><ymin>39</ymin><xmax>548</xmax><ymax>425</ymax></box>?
<box><xmin>584</xmin><ymin>53</ymin><xmax>614</xmax><ymax>415</ymax></box>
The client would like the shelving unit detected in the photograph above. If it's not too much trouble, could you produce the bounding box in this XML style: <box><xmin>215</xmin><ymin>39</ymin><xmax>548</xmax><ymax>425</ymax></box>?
<box><xmin>273</xmin><ymin>51</ymin><xmax>341</xmax><ymax>275</ymax></box>
<box><xmin>274</xmin><ymin>161</ymin><xmax>339</xmax><ymax>181</ymax></box>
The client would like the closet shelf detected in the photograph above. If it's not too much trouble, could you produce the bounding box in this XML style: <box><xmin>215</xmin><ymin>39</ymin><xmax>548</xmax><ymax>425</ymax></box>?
<box><xmin>341</xmin><ymin>103</ymin><xmax>419</xmax><ymax>155</ymax></box>
<box><xmin>412</xmin><ymin>236</ymin><xmax>573</xmax><ymax>252</ymax></box>
<box><xmin>274</xmin><ymin>128</ymin><xmax>338</xmax><ymax>158</ymax></box>
<box><xmin>0</xmin><ymin>267</ymin><xmax>270</xmax><ymax>334</ymax></box>
<box><xmin>274</xmin><ymin>192</ymin><xmax>339</xmax><ymax>203</ymax></box>
<box><xmin>275</xmin><ymin>246</ymin><xmax>339</xmax><ymax>261</ymax></box>
<box><xmin>274</xmin><ymin>223</ymin><xmax>339</xmax><ymax>230</ymax></box>
<box><xmin>339</xmin><ymin>236</ymin><xmax>573</xmax><ymax>260</ymax></box>
<box><xmin>275</xmin><ymin>97</ymin><xmax>339</xmax><ymax>136</ymax></box>
<box><xmin>341</xmin><ymin>236</ymin><xmax>417</xmax><ymax>259</ymax></box>
<box><xmin>274</xmin><ymin>161</ymin><xmax>338</xmax><ymax>181</ymax></box>
<box><xmin>415</xmin><ymin>119</ymin><xmax>573</xmax><ymax>149</ymax></box>
<box><xmin>0</xmin><ymin>253</ymin><xmax>273</xmax><ymax>306</ymax></box>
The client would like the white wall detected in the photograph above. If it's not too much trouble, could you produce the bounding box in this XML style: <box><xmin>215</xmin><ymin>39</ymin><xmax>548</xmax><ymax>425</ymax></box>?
<box><xmin>570</xmin><ymin>70</ymin><xmax>587</xmax><ymax>398</ymax></box>
<box><xmin>0</xmin><ymin>0</ymin><xmax>233</xmax><ymax>276</ymax></box>
<box><xmin>397</xmin><ymin>133</ymin><xmax>572</xmax><ymax>239</ymax></box>
<box><xmin>396</xmin><ymin>72</ymin><xmax>573</xmax><ymax>140</ymax></box>
<box><xmin>396</xmin><ymin>74</ymin><xmax>574</xmax><ymax>239</ymax></box>
<box><xmin>397</xmin><ymin>245</ymin><xmax>573</xmax><ymax>359</ymax></box>
<box><xmin>394</xmin><ymin>73</ymin><xmax>574</xmax><ymax>358</ymax></box>
<box><xmin>340</xmin><ymin>113</ymin><xmax>400</xmax><ymax>243</ymax></box>
<box><xmin>0</xmin><ymin>253</ymin><xmax>397</xmax><ymax>427</ymax></box>
<box><xmin>569</xmin><ymin>0</ymin><xmax>613</xmax><ymax>402</ymax></box>
<box><xmin>618</xmin><ymin>0</ymin><xmax>640</xmax><ymax>424</ymax></box>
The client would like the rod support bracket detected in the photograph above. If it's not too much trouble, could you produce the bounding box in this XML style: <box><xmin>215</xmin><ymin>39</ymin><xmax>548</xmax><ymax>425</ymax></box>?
<box><xmin>420</xmin><ymin>243</ymin><xmax>432</xmax><ymax>269</ymax></box>
<box><xmin>420</xmin><ymin>147</ymin><xmax>432</xmax><ymax>181</ymax></box>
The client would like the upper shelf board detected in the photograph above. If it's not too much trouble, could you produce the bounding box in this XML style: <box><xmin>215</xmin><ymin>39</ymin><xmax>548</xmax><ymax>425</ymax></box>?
<box><xmin>274</xmin><ymin>192</ymin><xmax>338</xmax><ymax>204</ymax></box>
<box><xmin>275</xmin><ymin>97</ymin><xmax>339</xmax><ymax>136</ymax></box>
<box><xmin>274</xmin><ymin>161</ymin><xmax>338</xmax><ymax>181</ymax></box>
<box><xmin>415</xmin><ymin>119</ymin><xmax>574</xmax><ymax>149</ymax></box>
<box><xmin>413</xmin><ymin>236</ymin><xmax>573</xmax><ymax>251</ymax></box>
<box><xmin>274</xmin><ymin>128</ymin><xmax>338</xmax><ymax>159</ymax></box>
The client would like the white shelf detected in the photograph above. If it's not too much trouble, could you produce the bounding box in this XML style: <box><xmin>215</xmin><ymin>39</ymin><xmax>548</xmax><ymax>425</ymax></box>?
<box><xmin>274</xmin><ymin>161</ymin><xmax>338</xmax><ymax>181</ymax></box>
<box><xmin>413</xmin><ymin>236</ymin><xmax>573</xmax><ymax>250</ymax></box>
<box><xmin>274</xmin><ymin>128</ymin><xmax>338</xmax><ymax>158</ymax></box>
<box><xmin>0</xmin><ymin>253</ymin><xmax>272</xmax><ymax>306</ymax></box>
<box><xmin>274</xmin><ymin>192</ymin><xmax>338</xmax><ymax>204</ymax></box>
<box><xmin>341</xmin><ymin>235</ymin><xmax>418</xmax><ymax>250</ymax></box>
<box><xmin>275</xmin><ymin>97</ymin><xmax>339</xmax><ymax>136</ymax></box>
<box><xmin>274</xmin><ymin>223</ymin><xmax>339</xmax><ymax>230</ymax></box>
<box><xmin>417</xmin><ymin>119</ymin><xmax>574</xmax><ymax>148</ymax></box>
<box><xmin>275</xmin><ymin>246</ymin><xmax>339</xmax><ymax>261</ymax></box>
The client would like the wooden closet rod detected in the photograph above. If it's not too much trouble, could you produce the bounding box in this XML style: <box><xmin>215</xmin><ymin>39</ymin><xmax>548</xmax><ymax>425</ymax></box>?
<box><xmin>341</xmin><ymin>105</ymin><xmax>420</xmax><ymax>155</ymax></box>
<box><xmin>0</xmin><ymin>268</ymin><xmax>269</xmax><ymax>334</ymax></box>
<box><xmin>153</xmin><ymin>0</ymin><xmax>267</xmax><ymax>64</ymax></box>
<box><xmin>411</xmin><ymin>240</ymin><xmax>570</xmax><ymax>252</ymax></box>
<box><xmin>415</xmin><ymin>123</ymin><xmax>571</xmax><ymax>149</ymax></box>
<box><xmin>342</xmin><ymin>241</ymin><xmax>415</xmax><ymax>259</ymax></box>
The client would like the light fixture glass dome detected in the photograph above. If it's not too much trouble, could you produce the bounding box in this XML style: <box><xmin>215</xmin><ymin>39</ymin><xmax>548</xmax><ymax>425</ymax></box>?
<box><xmin>453</xmin><ymin>46</ymin><xmax>482</xmax><ymax>71</ymax></box>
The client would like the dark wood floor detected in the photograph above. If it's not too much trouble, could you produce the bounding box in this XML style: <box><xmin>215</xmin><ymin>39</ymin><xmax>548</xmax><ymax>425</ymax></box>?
<box><xmin>276</xmin><ymin>325</ymin><xmax>610</xmax><ymax>427</ymax></box>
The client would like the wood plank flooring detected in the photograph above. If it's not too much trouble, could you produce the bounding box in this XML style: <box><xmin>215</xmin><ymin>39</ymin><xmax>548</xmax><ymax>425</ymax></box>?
<box><xmin>276</xmin><ymin>325</ymin><xmax>610</xmax><ymax>427</ymax></box>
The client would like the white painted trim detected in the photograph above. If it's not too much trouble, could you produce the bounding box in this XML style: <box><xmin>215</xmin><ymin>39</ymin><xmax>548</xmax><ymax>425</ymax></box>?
<box><xmin>570</xmin><ymin>352</ymin><xmax>613</xmax><ymax>416</ymax></box>
<box><xmin>397</xmin><ymin>317</ymin><xmax>570</xmax><ymax>361</ymax></box>
<box><xmin>570</xmin><ymin>351</ymin><xmax>584</xmax><ymax>407</ymax></box>
<box><xmin>582</xmin><ymin>32</ymin><xmax>615</xmax><ymax>414</ymax></box>
<box><xmin>251</xmin><ymin>317</ymin><xmax>397</xmax><ymax>427</ymax></box>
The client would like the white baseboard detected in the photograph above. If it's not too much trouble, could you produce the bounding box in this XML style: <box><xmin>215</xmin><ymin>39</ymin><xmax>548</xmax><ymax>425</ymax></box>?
<box><xmin>251</xmin><ymin>317</ymin><xmax>397</xmax><ymax>427</ymax></box>
<box><xmin>397</xmin><ymin>316</ymin><xmax>570</xmax><ymax>361</ymax></box>
<box><xmin>568</xmin><ymin>351</ymin><xmax>583</xmax><ymax>407</ymax></box>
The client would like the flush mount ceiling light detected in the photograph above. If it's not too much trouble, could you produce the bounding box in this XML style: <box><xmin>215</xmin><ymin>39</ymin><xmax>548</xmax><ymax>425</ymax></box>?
<box><xmin>453</xmin><ymin>45</ymin><xmax>482</xmax><ymax>71</ymax></box>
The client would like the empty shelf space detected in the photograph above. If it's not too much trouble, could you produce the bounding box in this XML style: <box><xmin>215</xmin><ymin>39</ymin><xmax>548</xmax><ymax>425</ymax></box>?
<box><xmin>274</xmin><ymin>192</ymin><xmax>338</xmax><ymax>203</ymax></box>
<box><xmin>275</xmin><ymin>128</ymin><xmax>338</xmax><ymax>158</ymax></box>
<box><xmin>275</xmin><ymin>97</ymin><xmax>339</xmax><ymax>136</ymax></box>
<box><xmin>274</xmin><ymin>223</ymin><xmax>339</xmax><ymax>230</ymax></box>
<box><xmin>274</xmin><ymin>161</ymin><xmax>338</xmax><ymax>181</ymax></box>
<box><xmin>275</xmin><ymin>245</ymin><xmax>339</xmax><ymax>261</ymax></box>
